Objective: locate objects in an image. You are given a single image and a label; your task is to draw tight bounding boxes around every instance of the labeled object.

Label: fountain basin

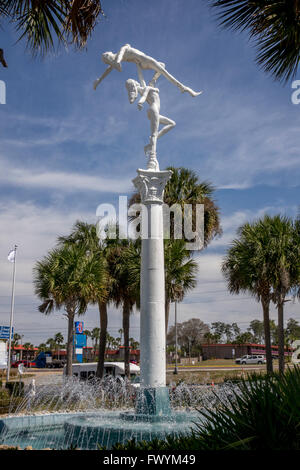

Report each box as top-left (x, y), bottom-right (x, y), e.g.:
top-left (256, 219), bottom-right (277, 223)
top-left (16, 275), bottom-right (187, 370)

top-left (0, 409), bottom-right (199, 450)
top-left (64, 409), bottom-right (198, 449)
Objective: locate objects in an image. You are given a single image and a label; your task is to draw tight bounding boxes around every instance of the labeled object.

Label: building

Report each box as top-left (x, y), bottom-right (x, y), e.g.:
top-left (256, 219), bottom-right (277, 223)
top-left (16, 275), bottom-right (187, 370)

top-left (201, 343), bottom-right (292, 360)
top-left (83, 346), bottom-right (140, 363)
top-left (11, 345), bottom-right (38, 361)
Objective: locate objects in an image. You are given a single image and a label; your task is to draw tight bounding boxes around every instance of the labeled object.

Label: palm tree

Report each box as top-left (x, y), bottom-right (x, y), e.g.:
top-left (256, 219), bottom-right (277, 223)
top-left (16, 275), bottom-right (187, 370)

top-left (108, 239), bottom-right (140, 378)
top-left (58, 221), bottom-right (112, 379)
top-left (54, 332), bottom-right (64, 360)
top-left (83, 329), bottom-right (92, 347)
top-left (0, 0), bottom-right (105, 66)
top-left (118, 328), bottom-right (124, 345)
top-left (164, 239), bottom-right (198, 334)
top-left (23, 342), bottom-right (33, 361)
top-left (46, 337), bottom-right (57, 352)
top-left (12, 333), bottom-right (21, 348)
top-left (38, 343), bottom-right (48, 353)
top-left (261, 215), bottom-right (298, 373)
top-left (33, 243), bottom-right (106, 376)
top-left (210, 0), bottom-right (300, 82)
top-left (129, 338), bottom-right (140, 350)
top-left (129, 167), bottom-right (222, 249)
top-left (91, 327), bottom-right (100, 357)
top-left (129, 166), bottom-right (221, 334)
top-left (222, 219), bottom-right (275, 372)
top-left (164, 167), bottom-right (222, 248)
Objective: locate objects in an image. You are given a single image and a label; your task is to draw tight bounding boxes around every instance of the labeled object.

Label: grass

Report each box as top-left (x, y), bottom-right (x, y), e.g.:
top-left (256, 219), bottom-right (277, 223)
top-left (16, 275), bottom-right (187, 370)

top-left (166, 368), bottom-right (267, 385)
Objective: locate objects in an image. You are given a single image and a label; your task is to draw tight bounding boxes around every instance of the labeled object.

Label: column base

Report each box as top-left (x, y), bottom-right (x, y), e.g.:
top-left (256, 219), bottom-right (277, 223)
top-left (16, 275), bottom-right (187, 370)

top-left (135, 387), bottom-right (171, 417)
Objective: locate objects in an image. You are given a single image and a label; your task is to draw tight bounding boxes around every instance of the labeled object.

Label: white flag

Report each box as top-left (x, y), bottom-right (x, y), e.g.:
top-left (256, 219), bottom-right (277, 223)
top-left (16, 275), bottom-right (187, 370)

top-left (7, 249), bottom-right (16, 263)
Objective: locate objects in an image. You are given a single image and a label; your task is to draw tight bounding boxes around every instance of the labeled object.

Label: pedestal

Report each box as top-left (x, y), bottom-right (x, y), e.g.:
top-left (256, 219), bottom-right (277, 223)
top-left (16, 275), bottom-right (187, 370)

top-left (133, 168), bottom-right (172, 416)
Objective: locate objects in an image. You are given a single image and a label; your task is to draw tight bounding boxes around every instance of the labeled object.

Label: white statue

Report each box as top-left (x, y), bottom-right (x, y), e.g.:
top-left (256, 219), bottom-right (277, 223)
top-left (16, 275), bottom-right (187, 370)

top-left (93, 44), bottom-right (202, 97)
top-left (94, 45), bottom-right (202, 170)
top-left (125, 77), bottom-right (175, 171)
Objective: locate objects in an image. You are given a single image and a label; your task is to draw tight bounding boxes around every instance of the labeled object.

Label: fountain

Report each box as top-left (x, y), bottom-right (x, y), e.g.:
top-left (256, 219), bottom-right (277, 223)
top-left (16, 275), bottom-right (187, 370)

top-left (0, 45), bottom-right (207, 449)
top-left (0, 377), bottom-right (238, 449)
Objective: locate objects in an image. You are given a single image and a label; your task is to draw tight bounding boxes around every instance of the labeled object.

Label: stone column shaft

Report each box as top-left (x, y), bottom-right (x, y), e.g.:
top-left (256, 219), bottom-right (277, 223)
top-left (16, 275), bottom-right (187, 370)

top-left (133, 169), bottom-right (172, 389)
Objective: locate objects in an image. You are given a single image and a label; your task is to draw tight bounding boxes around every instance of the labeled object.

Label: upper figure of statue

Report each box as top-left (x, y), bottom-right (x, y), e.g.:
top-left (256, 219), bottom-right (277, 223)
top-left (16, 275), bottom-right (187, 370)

top-left (93, 44), bottom-right (202, 98)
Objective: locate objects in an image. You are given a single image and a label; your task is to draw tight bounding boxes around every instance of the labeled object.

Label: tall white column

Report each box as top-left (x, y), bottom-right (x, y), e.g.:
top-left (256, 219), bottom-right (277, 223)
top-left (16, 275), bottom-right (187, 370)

top-left (133, 169), bottom-right (172, 389)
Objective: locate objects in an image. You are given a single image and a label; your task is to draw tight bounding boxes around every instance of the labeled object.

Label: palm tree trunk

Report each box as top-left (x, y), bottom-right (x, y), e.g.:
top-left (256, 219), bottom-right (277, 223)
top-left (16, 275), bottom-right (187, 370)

top-left (165, 298), bottom-right (170, 336)
top-left (261, 297), bottom-right (273, 373)
top-left (66, 311), bottom-right (75, 376)
top-left (123, 299), bottom-right (131, 379)
top-left (96, 301), bottom-right (107, 379)
top-left (278, 299), bottom-right (285, 374)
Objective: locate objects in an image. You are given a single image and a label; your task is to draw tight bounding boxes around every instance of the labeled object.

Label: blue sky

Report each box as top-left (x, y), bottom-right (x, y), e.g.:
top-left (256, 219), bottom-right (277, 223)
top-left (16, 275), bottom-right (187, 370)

top-left (0, 0), bottom-right (299, 345)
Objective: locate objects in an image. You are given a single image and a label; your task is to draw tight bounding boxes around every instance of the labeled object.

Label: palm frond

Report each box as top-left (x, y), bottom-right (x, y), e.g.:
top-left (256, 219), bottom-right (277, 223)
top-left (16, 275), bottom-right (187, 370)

top-left (64, 0), bottom-right (104, 49)
top-left (2, 0), bottom-right (105, 56)
top-left (211, 0), bottom-right (300, 82)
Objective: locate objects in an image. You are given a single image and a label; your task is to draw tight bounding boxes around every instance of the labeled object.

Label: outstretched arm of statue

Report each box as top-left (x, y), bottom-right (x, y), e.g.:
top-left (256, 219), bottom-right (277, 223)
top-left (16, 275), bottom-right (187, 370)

top-left (115, 44), bottom-right (131, 70)
top-left (137, 64), bottom-right (146, 87)
top-left (93, 66), bottom-right (113, 90)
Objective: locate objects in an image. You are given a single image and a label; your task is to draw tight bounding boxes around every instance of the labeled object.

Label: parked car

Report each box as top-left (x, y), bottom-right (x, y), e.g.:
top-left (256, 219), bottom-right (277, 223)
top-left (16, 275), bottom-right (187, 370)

top-left (11, 360), bottom-right (35, 368)
top-left (235, 355), bottom-right (266, 365)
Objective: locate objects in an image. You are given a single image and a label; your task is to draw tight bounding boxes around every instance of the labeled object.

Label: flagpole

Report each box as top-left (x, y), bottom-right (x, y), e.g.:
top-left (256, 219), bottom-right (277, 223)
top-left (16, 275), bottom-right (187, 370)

top-left (6, 245), bottom-right (17, 382)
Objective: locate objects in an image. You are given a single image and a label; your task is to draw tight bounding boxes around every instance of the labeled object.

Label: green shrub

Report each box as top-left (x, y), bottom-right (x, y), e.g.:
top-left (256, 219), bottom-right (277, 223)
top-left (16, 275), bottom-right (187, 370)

top-left (0, 388), bottom-right (10, 401)
top-left (101, 367), bottom-right (300, 451)
top-left (5, 381), bottom-right (24, 397)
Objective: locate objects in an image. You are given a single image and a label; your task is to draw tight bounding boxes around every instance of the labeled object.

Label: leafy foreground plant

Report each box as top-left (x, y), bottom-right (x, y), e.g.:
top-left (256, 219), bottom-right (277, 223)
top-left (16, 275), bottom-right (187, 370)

top-left (99, 367), bottom-right (300, 450)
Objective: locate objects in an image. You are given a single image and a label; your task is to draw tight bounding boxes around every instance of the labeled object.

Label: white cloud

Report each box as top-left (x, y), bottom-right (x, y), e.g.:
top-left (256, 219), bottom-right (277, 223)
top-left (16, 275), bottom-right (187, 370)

top-left (175, 252), bottom-right (300, 329)
top-left (0, 156), bottom-right (132, 193)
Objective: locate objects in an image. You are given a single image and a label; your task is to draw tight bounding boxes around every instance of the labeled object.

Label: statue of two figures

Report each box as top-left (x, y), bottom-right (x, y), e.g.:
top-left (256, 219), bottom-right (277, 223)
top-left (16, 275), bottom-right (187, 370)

top-left (94, 44), bottom-right (202, 171)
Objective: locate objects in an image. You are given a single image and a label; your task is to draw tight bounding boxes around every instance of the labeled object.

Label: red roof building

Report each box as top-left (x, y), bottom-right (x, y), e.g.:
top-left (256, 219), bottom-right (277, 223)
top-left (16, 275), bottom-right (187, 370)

top-left (201, 343), bottom-right (292, 360)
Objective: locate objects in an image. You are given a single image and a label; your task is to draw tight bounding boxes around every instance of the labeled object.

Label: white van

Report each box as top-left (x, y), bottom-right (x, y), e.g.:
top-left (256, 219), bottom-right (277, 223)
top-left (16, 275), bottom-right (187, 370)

top-left (63, 361), bottom-right (140, 387)
top-left (235, 355), bottom-right (266, 365)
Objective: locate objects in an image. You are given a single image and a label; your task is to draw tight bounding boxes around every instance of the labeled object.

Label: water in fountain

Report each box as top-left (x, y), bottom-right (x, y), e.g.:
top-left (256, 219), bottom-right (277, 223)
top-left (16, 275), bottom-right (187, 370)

top-left (0, 377), bottom-right (239, 449)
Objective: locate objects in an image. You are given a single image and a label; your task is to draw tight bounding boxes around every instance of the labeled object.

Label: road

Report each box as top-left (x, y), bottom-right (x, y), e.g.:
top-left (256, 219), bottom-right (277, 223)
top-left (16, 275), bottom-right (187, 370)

top-left (16, 363), bottom-right (271, 386)
top-left (166, 364), bottom-right (271, 372)
top-left (19, 368), bottom-right (63, 386)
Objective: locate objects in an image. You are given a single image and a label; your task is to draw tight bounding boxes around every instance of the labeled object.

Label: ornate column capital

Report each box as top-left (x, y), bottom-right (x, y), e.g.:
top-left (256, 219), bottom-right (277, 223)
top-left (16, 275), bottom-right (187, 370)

top-left (133, 169), bottom-right (172, 204)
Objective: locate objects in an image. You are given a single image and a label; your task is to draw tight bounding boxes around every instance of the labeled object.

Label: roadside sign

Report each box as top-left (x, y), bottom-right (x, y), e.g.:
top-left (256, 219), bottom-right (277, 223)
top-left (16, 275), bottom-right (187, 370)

top-left (75, 334), bottom-right (86, 363)
top-left (0, 341), bottom-right (7, 369)
top-left (0, 326), bottom-right (14, 340)
top-left (75, 322), bottom-right (84, 334)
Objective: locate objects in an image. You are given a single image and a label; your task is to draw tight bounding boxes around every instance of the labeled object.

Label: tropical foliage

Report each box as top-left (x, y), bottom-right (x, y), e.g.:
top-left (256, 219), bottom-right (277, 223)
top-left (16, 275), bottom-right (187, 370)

top-left (33, 242), bottom-right (106, 375)
top-left (0, 0), bottom-right (105, 65)
top-left (211, 0), bottom-right (300, 82)
top-left (129, 166), bottom-right (221, 333)
top-left (222, 214), bottom-right (300, 373)
top-left (107, 238), bottom-right (140, 377)
top-left (104, 367), bottom-right (300, 450)
top-left (164, 240), bottom-right (198, 334)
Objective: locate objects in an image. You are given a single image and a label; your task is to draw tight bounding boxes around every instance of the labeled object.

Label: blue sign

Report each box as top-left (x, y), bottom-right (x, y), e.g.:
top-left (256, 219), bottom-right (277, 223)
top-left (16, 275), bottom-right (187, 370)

top-left (76, 334), bottom-right (87, 348)
top-left (0, 326), bottom-right (14, 340)
top-left (75, 321), bottom-right (84, 334)
top-left (74, 333), bottom-right (86, 363)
